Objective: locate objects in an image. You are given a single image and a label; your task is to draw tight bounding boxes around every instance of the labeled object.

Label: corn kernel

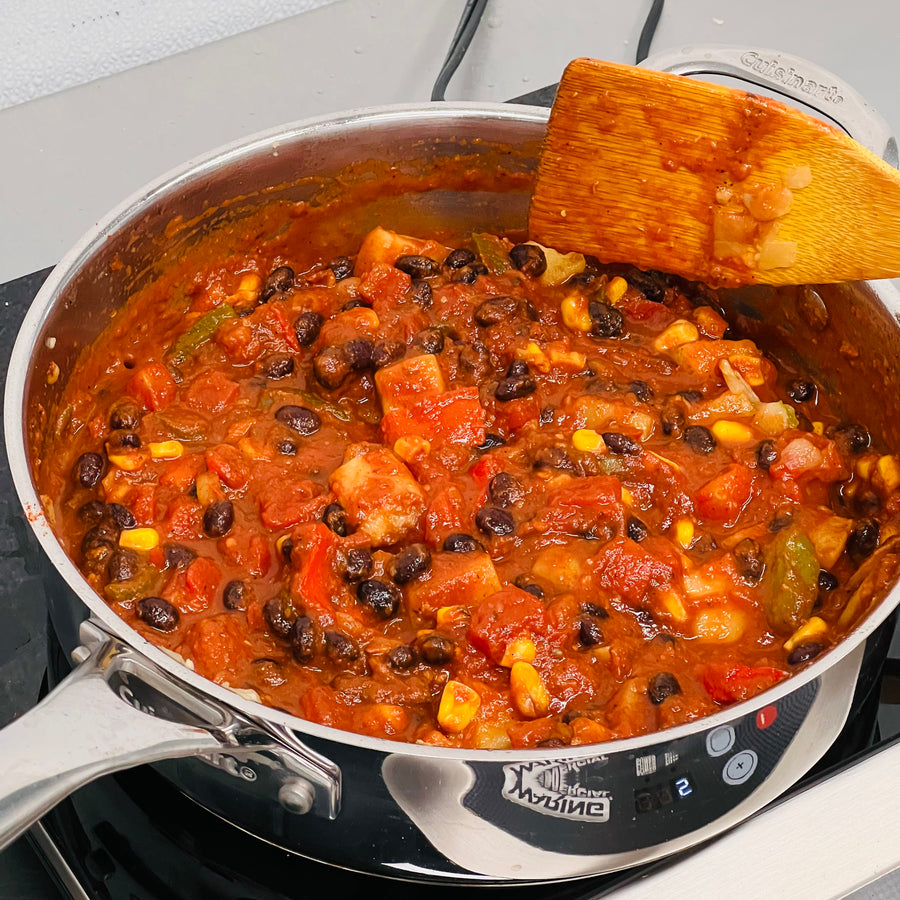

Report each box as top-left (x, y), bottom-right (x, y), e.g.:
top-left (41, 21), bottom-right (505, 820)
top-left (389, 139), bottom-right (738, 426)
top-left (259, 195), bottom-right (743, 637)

top-left (675, 518), bottom-right (695, 548)
top-left (437, 680), bottom-right (481, 734)
top-left (148, 440), bottom-right (184, 460)
top-left (620, 486), bottom-right (633, 507)
top-left (654, 320), bottom-right (699, 354)
top-left (393, 435), bottom-right (431, 463)
top-left (604, 276), bottom-right (628, 304)
top-left (500, 636), bottom-right (536, 668)
top-left (692, 305), bottom-right (728, 338)
top-left (572, 428), bottom-right (604, 452)
top-left (515, 341), bottom-right (550, 373)
top-left (876, 454), bottom-right (900, 492)
top-left (710, 420), bottom-right (755, 445)
top-left (108, 451), bottom-right (147, 472)
top-left (856, 455), bottom-right (876, 479)
top-left (119, 527), bottom-right (160, 551)
top-left (510, 661), bottom-right (551, 718)
top-left (561, 294), bottom-right (592, 332)
top-left (435, 605), bottom-right (469, 627)
top-left (195, 470), bottom-right (224, 507)
top-left (231, 273), bottom-right (262, 305)
top-left (783, 616), bottom-right (829, 653)
top-left (812, 421), bottom-right (825, 436)
top-left (275, 534), bottom-right (291, 556)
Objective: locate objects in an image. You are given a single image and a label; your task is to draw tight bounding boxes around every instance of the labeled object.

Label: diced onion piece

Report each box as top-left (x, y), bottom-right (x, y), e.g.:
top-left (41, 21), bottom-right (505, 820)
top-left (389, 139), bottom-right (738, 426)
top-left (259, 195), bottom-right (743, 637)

top-left (742, 183), bottom-right (793, 221)
top-left (783, 165), bottom-right (812, 189)
top-left (758, 236), bottom-right (798, 270)
top-left (536, 244), bottom-right (586, 286)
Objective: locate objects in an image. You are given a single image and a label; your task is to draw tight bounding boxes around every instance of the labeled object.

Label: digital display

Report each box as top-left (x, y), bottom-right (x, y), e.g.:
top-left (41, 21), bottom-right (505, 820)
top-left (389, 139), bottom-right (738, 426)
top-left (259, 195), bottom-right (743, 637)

top-left (634, 774), bottom-right (695, 814)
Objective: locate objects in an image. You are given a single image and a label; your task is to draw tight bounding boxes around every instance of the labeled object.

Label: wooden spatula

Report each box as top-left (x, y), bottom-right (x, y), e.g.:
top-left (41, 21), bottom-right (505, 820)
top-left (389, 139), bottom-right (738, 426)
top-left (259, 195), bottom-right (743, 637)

top-left (529, 58), bottom-right (900, 287)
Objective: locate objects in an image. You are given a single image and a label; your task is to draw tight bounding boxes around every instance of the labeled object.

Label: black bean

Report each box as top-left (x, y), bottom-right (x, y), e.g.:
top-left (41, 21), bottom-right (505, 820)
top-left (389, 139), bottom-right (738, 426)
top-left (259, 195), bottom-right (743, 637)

top-left (627, 269), bottom-right (668, 304)
top-left (293, 311), bottom-right (324, 347)
top-left (474, 295), bottom-right (521, 327)
top-left (263, 597), bottom-right (295, 640)
top-left (495, 360), bottom-right (536, 402)
top-left (627, 516), bottom-right (649, 542)
top-left (203, 500), bottom-right (234, 538)
top-left (109, 402), bottom-right (142, 431)
top-left (788, 642), bottom-right (825, 666)
top-left (280, 538), bottom-right (293, 564)
top-left (451, 264), bottom-right (488, 284)
top-left (788, 641), bottom-right (825, 666)
top-left (439, 247), bottom-right (472, 269)
top-left (107, 548), bottom-right (140, 583)
top-left (854, 489), bottom-right (882, 517)
top-left (476, 506), bottom-right (515, 536)
top-left (275, 405), bottom-right (322, 435)
top-left (660, 401), bottom-right (685, 437)
top-left (136, 596), bottom-right (180, 632)
top-left (509, 243), bottom-right (546, 277)
top-left (533, 446), bottom-right (576, 472)
top-left (81, 523), bottom-right (119, 568)
top-left (411, 328), bottom-right (444, 355)
top-left (476, 432), bottom-right (506, 451)
top-left (832, 424), bottom-right (870, 455)
top-left (539, 407), bottom-right (554, 425)
top-left (390, 544), bottom-right (432, 584)
top-left (648, 672), bottom-right (682, 705)
top-left (313, 345), bottom-right (351, 389)
top-left (78, 500), bottom-right (107, 525)
top-left (329, 256), bottom-right (354, 281)
top-left (324, 630), bottom-right (359, 663)
top-left (74, 452), bottom-right (104, 488)
top-left (588, 301), bottom-right (624, 338)
top-left (395, 255), bottom-right (440, 278)
top-left (261, 353), bottom-right (295, 379)
top-left (579, 617), bottom-right (604, 646)
top-left (290, 616), bottom-right (316, 663)
top-left (603, 432), bottom-right (640, 455)
top-left (342, 300), bottom-right (368, 313)
top-left (488, 472), bottom-right (524, 508)
top-left (322, 503), bottom-right (349, 537)
top-left (683, 425), bottom-right (716, 454)
top-left (409, 279), bottom-right (433, 309)
top-left (223, 579), bottom-right (247, 610)
top-left (458, 341), bottom-right (488, 380)
top-left (356, 579), bottom-right (401, 619)
top-left (847, 519), bottom-right (879, 564)
top-left (107, 503), bottom-right (136, 530)
top-left (818, 570), bottom-right (838, 592)
top-left (416, 633), bottom-right (454, 665)
top-left (277, 437), bottom-right (298, 456)
top-left (372, 340), bottom-right (405, 369)
top-left (769, 514), bottom-right (793, 533)
top-left (733, 538), bottom-right (764, 582)
top-left (757, 439), bottom-right (777, 470)
top-left (629, 380), bottom-right (653, 403)
top-left (507, 360), bottom-right (529, 378)
top-left (679, 390), bottom-right (703, 404)
top-left (262, 266), bottom-right (294, 300)
top-left (581, 602), bottom-right (609, 619)
top-left (344, 338), bottom-right (374, 371)
top-left (514, 576), bottom-right (544, 598)
top-left (443, 533), bottom-right (481, 553)
top-left (339, 547), bottom-right (373, 583)
top-left (108, 430), bottom-right (141, 451)
top-left (387, 644), bottom-right (419, 670)
top-left (788, 380), bottom-right (816, 402)
top-left (164, 543), bottom-right (195, 569)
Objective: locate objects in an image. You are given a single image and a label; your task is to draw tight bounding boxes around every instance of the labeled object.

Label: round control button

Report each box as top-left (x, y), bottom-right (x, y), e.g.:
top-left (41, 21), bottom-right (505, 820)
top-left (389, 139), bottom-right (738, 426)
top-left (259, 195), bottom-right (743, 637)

top-left (723, 750), bottom-right (758, 785)
top-left (706, 725), bottom-right (736, 757)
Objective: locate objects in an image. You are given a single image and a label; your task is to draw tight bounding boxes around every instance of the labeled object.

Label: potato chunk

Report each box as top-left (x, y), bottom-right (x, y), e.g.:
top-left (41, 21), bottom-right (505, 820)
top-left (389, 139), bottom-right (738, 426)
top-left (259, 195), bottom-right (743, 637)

top-left (329, 445), bottom-right (425, 546)
top-left (375, 354), bottom-right (446, 414)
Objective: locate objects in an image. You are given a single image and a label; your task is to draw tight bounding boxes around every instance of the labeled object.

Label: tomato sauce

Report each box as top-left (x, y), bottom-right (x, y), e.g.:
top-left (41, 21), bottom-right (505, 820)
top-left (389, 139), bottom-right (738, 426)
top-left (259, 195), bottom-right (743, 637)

top-left (41, 214), bottom-right (900, 750)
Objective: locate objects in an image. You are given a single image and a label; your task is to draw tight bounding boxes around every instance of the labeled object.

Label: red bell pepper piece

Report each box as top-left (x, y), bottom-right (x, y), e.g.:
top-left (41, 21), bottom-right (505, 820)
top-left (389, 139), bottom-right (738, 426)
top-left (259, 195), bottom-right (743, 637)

top-left (703, 663), bottom-right (787, 704)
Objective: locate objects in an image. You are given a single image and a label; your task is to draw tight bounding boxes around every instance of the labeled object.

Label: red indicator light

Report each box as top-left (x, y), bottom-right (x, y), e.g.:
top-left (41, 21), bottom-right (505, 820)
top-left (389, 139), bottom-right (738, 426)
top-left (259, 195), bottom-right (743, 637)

top-left (756, 705), bottom-right (778, 729)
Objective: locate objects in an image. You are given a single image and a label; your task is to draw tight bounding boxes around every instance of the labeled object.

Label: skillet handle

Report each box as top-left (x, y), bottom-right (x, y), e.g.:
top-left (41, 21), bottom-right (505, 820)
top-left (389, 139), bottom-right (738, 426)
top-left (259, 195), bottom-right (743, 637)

top-left (641, 45), bottom-right (898, 164)
top-left (0, 637), bottom-right (221, 852)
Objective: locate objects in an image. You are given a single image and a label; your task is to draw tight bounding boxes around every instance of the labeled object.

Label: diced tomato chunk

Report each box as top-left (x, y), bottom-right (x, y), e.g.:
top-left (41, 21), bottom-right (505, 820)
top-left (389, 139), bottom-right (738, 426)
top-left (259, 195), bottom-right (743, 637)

top-left (494, 395), bottom-right (540, 434)
top-left (422, 486), bottom-right (466, 546)
top-left (592, 536), bottom-right (678, 605)
top-left (468, 586), bottom-right (548, 665)
top-left (695, 463), bottom-right (754, 522)
top-left (185, 557), bottom-right (222, 608)
top-left (702, 663), bottom-right (787, 704)
top-left (289, 523), bottom-right (339, 619)
top-left (258, 478), bottom-right (322, 530)
top-left (182, 615), bottom-right (249, 681)
top-left (129, 483), bottom-right (158, 527)
top-left (128, 362), bottom-right (176, 411)
top-left (358, 263), bottom-right (411, 310)
top-left (205, 444), bottom-right (250, 490)
top-left (185, 370), bottom-right (240, 414)
top-left (160, 454), bottom-right (205, 491)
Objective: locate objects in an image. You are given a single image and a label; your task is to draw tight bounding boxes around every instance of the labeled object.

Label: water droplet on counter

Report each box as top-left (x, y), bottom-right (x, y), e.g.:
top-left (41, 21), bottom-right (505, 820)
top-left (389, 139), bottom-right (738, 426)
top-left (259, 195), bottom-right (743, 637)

top-left (487, 14), bottom-right (502, 28)
top-left (353, 46), bottom-right (363, 55)
top-left (521, 76), bottom-right (530, 83)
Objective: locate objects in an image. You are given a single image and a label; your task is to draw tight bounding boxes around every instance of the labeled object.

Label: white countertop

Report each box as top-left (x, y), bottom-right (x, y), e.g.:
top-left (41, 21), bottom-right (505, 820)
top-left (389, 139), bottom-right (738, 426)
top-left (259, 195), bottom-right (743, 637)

top-left (1, 0), bottom-right (898, 284)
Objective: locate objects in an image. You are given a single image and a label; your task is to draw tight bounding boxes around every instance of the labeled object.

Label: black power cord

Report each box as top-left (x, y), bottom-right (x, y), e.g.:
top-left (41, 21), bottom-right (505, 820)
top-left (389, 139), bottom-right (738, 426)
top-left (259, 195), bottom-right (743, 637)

top-left (431, 0), bottom-right (666, 106)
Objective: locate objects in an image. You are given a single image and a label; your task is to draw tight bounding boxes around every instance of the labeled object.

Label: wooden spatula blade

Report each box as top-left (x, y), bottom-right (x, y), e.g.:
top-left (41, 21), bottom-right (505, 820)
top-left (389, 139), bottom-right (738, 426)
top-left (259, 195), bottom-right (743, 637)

top-left (529, 58), bottom-right (900, 287)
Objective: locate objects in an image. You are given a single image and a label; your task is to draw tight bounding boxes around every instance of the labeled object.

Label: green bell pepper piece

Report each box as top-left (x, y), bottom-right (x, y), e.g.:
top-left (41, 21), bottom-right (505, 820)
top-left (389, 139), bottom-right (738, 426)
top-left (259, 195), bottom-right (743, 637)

top-left (761, 525), bottom-right (819, 634)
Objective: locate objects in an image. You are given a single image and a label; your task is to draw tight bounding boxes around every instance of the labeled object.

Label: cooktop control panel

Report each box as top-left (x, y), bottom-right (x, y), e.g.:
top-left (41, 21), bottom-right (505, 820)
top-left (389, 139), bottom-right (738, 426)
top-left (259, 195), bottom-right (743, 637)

top-left (464, 678), bottom-right (819, 853)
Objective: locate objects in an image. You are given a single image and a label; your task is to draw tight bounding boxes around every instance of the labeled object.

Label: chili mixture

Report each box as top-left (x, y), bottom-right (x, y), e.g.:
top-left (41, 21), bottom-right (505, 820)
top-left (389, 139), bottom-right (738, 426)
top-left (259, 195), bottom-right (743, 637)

top-left (43, 221), bottom-right (900, 749)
